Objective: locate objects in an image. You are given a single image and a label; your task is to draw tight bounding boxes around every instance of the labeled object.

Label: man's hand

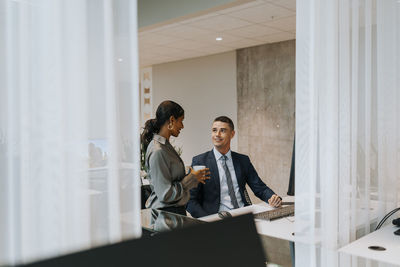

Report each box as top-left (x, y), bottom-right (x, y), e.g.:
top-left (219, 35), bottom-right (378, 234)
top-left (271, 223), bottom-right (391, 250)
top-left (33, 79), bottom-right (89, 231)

top-left (268, 194), bottom-right (282, 207)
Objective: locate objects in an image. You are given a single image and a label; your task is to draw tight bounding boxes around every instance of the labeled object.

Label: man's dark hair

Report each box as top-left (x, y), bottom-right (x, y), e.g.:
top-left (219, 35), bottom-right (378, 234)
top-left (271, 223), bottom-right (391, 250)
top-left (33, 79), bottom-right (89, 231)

top-left (213, 116), bottom-right (234, 131)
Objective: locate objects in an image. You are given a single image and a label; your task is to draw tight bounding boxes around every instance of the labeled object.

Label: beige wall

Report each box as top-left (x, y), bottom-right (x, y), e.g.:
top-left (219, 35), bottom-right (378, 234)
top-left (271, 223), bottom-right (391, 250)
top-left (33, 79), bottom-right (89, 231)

top-left (152, 51), bottom-right (237, 166)
top-left (237, 40), bottom-right (296, 199)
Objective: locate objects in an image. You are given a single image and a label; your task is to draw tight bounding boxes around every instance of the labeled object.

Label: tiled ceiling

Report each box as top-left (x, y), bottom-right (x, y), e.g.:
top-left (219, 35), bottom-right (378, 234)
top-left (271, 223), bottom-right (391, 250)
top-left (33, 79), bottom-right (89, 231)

top-left (139, 0), bottom-right (296, 67)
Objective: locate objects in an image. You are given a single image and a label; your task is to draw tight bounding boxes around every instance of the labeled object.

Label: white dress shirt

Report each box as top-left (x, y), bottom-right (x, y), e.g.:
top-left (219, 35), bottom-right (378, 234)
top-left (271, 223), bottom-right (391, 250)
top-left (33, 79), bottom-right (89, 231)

top-left (213, 148), bottom-right (245, 211)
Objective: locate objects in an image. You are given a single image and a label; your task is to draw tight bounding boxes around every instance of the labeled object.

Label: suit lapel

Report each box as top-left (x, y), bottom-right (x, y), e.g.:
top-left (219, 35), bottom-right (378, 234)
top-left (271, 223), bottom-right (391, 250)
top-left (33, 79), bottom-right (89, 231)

top-left (207, 150), bottom-right (220, 192)
top-left (232, 152), bottom-right (243, 186)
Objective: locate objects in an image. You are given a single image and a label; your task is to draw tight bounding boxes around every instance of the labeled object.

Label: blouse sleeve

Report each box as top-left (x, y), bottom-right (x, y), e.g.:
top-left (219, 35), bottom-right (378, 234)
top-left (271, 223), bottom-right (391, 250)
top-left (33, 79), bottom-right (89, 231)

top-left (148, 148), bottom-right (187, 205)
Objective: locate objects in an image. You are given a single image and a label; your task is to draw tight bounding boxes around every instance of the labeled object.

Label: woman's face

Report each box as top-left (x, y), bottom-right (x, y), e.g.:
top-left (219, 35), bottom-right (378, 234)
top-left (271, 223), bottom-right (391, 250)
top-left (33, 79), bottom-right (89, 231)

top-left (171, 115), bottom-right (184, 137)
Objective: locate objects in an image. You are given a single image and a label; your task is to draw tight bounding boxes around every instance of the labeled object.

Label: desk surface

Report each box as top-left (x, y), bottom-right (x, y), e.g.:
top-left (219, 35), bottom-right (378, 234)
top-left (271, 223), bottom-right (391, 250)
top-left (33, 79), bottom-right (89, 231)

top-left (339, 224), bottom-right (400, 265)
top-left (199, 197), bottom-right (295, 242)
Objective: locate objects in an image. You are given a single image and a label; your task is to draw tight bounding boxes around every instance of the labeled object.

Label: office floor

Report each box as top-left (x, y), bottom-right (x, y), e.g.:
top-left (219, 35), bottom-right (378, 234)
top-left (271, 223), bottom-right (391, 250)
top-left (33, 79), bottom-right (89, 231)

top-left (260, 235), bottom-right (292, 267)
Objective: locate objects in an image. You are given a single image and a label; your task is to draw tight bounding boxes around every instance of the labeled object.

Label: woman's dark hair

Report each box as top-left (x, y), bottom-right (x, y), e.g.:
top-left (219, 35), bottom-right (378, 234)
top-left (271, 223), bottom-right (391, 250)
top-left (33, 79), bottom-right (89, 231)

top-left (141, 100), bottom-right (184, 150)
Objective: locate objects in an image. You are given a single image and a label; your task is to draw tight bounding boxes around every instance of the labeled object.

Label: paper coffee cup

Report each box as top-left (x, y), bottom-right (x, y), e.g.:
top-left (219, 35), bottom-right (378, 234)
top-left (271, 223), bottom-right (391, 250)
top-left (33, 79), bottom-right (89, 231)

top-left (193, 165), bottom-right (206, 171)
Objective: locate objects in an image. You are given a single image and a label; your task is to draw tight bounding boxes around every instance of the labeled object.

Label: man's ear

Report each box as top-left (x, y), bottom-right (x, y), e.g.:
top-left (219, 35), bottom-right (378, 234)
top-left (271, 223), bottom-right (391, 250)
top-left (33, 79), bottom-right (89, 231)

top-left (231, 130), bottom-right (235, 139)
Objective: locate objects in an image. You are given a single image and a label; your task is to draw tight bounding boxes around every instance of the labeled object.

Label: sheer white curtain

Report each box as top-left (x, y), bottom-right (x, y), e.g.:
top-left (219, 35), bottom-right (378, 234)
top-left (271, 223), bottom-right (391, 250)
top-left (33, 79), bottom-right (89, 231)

top-left (296, 0), bottom-right (400, 266)
top-left (0, 0), bottom-right (141, 265)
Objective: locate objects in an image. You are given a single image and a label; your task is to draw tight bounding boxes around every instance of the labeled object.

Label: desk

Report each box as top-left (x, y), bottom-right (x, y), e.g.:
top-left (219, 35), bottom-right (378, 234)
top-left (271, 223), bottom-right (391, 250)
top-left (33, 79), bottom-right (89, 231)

top-left (199, 200), bottom-right (295, 242)
top-left (135, 203), bottom-right (294, 240)
top-left (339, 224), bottom-right (400, 265)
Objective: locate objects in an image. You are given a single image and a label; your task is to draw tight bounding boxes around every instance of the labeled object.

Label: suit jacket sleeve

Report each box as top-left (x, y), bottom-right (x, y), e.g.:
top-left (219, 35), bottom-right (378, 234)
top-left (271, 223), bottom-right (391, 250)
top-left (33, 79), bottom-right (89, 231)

top-left (186, 157), bottom-right (208, 218)
top-left (245, 156), bottom-right (276, 203)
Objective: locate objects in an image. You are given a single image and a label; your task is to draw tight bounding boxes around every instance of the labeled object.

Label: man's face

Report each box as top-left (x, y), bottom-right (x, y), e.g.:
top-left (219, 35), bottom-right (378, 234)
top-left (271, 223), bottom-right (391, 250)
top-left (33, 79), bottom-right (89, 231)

top-left (211, 121), bottom-right (235, 151)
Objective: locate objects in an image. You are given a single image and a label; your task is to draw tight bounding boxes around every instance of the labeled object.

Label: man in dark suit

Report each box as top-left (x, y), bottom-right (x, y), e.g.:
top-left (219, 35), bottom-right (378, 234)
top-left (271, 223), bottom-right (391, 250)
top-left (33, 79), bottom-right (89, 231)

top-left (187, 116), bottom-right (282, 218)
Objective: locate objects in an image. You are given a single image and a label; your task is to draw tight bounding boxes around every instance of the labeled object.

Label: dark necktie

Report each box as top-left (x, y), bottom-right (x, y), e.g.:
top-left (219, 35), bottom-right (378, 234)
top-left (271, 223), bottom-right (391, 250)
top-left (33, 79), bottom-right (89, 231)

top-left (221, 155), bottom-right (239, 209)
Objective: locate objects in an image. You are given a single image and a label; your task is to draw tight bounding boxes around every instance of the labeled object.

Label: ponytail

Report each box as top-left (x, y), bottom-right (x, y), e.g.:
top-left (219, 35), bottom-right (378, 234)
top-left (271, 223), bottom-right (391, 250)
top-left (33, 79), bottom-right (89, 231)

top-left (141, 118), bottom-right (159, 151)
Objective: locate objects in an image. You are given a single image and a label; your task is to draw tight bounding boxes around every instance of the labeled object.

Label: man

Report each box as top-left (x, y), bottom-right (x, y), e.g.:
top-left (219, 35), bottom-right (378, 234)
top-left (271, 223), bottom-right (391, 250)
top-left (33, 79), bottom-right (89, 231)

top-left (187, 116), bottom-right (282, 218)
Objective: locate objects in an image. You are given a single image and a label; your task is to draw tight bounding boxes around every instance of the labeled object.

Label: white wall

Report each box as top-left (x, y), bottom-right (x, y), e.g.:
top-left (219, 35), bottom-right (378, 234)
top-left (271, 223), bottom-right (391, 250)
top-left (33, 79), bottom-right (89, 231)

top-left (152, 51), bottom-right (237, 165)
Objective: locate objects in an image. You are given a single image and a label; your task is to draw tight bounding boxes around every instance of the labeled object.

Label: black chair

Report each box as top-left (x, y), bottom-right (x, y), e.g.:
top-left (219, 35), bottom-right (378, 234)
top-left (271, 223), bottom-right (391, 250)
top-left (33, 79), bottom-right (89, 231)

top-left (141, 184), bottom-right (152, 209)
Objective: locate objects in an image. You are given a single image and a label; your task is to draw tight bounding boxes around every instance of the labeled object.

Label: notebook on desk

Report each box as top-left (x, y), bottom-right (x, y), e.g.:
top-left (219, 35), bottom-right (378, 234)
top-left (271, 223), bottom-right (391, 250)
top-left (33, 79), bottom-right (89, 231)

top-left (254, 205), bottom-right (294, 221)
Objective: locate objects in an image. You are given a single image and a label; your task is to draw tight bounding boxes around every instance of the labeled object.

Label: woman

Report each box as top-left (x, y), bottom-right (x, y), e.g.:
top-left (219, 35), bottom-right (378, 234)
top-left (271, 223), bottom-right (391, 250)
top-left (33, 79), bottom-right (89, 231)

top-left (141, 100), bottom-right (209, 215)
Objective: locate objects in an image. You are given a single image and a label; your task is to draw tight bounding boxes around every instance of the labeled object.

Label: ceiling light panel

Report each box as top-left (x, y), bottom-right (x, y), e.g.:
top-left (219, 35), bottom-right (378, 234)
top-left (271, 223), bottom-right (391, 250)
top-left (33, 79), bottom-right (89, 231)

top-left (188, 32), bottom-right (243, 44)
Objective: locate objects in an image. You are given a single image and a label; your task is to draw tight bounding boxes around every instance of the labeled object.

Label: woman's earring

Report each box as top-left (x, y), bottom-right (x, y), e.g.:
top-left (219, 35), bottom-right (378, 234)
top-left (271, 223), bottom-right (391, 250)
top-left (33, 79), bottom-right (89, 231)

top-left (167, 123), bottom-right (173, 130)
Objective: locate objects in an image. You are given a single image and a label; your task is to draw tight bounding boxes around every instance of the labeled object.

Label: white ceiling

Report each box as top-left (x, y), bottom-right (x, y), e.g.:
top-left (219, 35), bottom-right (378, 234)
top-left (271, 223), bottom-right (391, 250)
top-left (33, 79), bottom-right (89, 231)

top-left (139, 0), bottom-right (296, 67)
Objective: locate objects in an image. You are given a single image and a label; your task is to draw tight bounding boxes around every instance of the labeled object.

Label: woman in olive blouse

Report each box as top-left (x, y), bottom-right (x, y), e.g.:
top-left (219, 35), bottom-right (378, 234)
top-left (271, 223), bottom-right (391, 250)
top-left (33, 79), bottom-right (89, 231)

top-left (141, 100), bottom-right (210, 215)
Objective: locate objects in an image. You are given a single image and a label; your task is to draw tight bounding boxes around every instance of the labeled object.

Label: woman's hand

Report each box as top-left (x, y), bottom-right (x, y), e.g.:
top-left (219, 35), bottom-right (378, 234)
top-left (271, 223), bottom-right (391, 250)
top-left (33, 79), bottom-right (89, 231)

top-left (189, 167), bottom-right (210, 184)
